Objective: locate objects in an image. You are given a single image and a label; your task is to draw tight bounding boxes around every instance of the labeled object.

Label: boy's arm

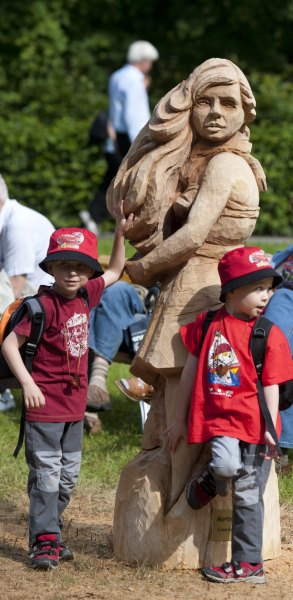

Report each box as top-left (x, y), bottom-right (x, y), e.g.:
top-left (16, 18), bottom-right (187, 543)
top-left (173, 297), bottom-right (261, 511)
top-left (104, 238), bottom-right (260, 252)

top-left (163, 353), bottom-right (198, 452)
top-left (102, 201), bottom-right (134, 288)
top-left (2, 332), bottom-right (46, 409)
top-left (262, 384), bottom-right (279, 459)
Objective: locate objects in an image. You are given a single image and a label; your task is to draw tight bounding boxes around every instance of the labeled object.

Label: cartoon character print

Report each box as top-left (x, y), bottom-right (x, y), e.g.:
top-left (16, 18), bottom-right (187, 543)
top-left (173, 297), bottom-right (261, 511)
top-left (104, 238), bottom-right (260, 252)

top-left (208, 330), bottom-right (240, 386)
top-left (62, 313), bottom-right (88, 357)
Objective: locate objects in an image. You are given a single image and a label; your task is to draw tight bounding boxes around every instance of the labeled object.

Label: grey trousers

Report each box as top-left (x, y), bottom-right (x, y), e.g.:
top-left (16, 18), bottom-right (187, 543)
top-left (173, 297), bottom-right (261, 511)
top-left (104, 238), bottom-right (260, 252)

top-left (209, 436), bottom-right (271, 563)
top-left (25, 420), bottom-right (84, 546)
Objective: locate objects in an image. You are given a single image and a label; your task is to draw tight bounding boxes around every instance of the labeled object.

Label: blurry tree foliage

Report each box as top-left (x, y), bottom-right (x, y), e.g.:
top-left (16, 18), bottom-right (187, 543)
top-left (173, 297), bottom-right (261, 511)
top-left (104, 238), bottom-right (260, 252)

top-left (0, 0), bottom-right (292, 233)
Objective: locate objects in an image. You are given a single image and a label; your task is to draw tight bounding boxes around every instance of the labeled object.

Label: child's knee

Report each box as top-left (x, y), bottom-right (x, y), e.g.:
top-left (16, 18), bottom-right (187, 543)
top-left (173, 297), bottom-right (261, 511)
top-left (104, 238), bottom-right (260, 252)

top-left (210, 455), bottom-right (240, 480)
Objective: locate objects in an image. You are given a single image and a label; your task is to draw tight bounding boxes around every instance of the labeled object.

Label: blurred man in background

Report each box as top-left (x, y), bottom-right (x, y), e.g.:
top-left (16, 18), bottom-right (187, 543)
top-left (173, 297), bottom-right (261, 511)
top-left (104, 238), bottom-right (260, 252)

top-left (109, 40), bottom-right (159, 157)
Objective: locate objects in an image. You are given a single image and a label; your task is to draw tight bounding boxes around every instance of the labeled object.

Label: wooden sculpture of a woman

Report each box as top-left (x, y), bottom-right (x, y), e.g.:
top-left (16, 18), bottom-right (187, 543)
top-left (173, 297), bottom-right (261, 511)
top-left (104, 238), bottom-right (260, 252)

top-left (106, 58), bottom-right (280, 568)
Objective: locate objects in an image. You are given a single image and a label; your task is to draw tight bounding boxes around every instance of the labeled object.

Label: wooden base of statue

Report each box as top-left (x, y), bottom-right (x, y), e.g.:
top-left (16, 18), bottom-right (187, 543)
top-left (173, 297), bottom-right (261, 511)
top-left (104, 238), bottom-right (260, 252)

top-left (113, 376), bottom-right (281, 569)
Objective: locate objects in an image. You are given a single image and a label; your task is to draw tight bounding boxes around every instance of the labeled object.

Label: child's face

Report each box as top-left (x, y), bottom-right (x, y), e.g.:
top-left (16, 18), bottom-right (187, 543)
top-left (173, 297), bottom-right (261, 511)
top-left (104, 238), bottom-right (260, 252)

top-left (47, 260), bottom-right (94, 298)
top-left (227, 277), bottom-right (274, 320)
top-left (191, 83), bottom-right (245, 143)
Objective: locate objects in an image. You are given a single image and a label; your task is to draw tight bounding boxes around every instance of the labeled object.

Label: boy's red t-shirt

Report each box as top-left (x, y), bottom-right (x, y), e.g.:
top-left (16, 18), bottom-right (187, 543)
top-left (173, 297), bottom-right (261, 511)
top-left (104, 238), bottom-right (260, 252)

top-left (13, 277), bottom-right (105, 422)
top-left (180, 307), bottom-right (293, 445)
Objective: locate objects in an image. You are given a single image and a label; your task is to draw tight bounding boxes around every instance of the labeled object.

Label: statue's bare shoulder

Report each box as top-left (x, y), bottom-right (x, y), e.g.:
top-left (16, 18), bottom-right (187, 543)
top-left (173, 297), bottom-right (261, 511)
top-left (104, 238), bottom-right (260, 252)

top-left (207, 151), bottom-right (255, 176)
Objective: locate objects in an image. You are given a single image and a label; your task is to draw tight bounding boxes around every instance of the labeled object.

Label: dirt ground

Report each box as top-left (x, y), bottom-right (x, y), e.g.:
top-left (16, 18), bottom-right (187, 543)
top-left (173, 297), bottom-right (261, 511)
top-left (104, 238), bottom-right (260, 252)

top-left (0, 488), bottom-right (293, 600)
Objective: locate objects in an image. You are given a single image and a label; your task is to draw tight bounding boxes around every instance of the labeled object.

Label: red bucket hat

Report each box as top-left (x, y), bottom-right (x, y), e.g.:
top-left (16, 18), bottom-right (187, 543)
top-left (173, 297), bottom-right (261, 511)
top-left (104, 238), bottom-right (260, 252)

top-left (39, 228), bottom-right (103, 278)
top-left (218, 246), bottom-right (282, 302)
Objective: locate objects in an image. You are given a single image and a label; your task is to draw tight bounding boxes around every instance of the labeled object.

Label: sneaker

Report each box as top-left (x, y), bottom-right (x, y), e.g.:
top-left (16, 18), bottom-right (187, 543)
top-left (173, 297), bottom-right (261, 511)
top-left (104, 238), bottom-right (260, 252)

top-left (202, 560), bottom-right (266, 584)
top-left (86, 385), bottom-right (112, 412)
top-left (0, 389), bottom-right (16, 412)
top-left (186, 465), bottom-right (217, 510)
top-left (84, 411), bottom-right (103, 434)
top-left (59, 541), bottom-right (74, 561)
top-left (79, 210), bottom-right (99, 237)
top-left (30, 533), bottom-right (60, 570)
top-left (115, 377), bottom-right (154, 402)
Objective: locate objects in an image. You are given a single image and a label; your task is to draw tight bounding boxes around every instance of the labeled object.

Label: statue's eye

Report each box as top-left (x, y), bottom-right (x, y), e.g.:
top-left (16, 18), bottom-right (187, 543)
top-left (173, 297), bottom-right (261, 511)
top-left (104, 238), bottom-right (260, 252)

top-left (196, 98), bottom-right (210, 106)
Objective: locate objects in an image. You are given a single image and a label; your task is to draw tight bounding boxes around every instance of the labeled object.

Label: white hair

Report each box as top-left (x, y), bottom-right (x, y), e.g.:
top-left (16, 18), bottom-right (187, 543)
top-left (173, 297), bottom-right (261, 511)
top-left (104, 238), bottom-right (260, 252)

top-left (0, 175), bottom-right (9, 205)
top-left (127, 40), bottom-right (159, 63)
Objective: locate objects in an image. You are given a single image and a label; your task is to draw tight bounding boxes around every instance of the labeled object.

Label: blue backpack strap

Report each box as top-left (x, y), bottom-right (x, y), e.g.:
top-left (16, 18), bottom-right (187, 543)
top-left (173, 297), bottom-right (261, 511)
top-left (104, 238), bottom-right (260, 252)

top-left (22, 297), bottom-right (46, 374)
top-left (250, 316), bottom-right (282, 456)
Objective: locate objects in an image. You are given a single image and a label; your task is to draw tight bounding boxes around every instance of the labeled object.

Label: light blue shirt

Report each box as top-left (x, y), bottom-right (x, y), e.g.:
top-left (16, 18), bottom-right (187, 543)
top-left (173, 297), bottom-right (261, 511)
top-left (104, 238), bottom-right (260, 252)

top-left (109, 64), bottom-right (150, 143)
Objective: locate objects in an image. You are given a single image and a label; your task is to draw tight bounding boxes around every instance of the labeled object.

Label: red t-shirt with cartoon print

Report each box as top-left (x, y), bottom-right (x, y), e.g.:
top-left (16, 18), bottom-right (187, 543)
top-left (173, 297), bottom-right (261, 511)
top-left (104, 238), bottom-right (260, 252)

top-left (13, 277), bottom-right (105, 422)
top-left (180, 306), bottom-right (293, 445)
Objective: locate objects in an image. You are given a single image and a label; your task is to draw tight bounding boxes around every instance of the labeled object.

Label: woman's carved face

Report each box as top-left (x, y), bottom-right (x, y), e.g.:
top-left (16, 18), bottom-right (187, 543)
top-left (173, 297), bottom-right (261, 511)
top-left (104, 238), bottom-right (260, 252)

top-left (191, 83), bottom-right (245, 143)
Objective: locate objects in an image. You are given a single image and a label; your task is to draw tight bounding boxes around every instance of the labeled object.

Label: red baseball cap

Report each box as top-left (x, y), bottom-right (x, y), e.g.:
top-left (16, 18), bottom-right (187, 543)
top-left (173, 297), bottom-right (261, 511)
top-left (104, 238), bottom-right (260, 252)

top-left (39, 228), bottom-right (103, 278)
top-left (218, 246), bottom-right (282, 302)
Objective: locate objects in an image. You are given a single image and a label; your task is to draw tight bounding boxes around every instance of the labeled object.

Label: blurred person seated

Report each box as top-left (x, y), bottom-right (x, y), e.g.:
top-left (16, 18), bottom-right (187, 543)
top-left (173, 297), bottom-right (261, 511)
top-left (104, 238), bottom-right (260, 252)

top-left (84, 280), bottom-right (156, 432)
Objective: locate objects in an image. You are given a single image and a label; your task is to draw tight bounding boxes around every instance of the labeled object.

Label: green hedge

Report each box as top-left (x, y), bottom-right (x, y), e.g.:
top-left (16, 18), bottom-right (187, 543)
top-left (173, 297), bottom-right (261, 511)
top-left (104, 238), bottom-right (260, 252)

top-left (0, 114), bottom-right (107, 227)
top-left (0, 1), bottom-right (292, 234)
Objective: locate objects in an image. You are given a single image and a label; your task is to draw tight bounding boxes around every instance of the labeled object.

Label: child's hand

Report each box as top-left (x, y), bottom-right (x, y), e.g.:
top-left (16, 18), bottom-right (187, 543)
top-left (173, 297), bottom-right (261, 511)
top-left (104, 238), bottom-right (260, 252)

top-left (22, 381), bottom-right (46, 410)
top-left (260, 431), bottom-right (280, 460)
top-left (161, 419), bottom-right (187, 452)
top-left (115, 199), bottom-right (134, 235)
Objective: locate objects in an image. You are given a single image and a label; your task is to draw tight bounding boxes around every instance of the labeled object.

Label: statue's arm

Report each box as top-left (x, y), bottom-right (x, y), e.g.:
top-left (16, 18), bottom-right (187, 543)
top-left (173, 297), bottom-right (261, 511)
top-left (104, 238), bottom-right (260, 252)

top-left (126, 155), bottom-right (234, 284)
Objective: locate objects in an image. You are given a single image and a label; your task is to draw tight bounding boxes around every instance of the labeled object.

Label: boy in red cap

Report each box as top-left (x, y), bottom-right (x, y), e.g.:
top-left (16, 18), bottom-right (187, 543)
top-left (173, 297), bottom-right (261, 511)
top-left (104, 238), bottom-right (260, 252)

top-left (2, 203), bottom-right (133, 570)
top-left (165, 246), bottom-right (293, 584)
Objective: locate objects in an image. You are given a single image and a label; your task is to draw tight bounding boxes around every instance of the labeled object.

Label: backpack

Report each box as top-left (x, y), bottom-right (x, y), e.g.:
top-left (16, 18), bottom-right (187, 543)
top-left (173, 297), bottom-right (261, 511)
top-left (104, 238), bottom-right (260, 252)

top-left (88, 111), bottom-right (108, 146)
top-left (0, 296), bottom-right (46, 389)
top-left (201, 310), bottom-right (293, 456)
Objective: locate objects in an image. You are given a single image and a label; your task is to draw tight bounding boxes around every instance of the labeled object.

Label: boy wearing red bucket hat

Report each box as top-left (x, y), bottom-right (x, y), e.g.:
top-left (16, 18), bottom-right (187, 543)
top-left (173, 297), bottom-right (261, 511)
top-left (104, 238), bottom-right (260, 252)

top-left (2, 203), bottom-right (133, 570)
top-left (164, 246), bottom-right (293, 584)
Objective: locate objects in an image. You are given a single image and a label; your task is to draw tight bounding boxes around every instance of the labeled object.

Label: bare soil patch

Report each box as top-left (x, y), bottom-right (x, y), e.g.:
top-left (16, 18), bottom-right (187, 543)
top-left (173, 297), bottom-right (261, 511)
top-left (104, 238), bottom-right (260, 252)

top-left (0, 488), bottom-right (292, 600)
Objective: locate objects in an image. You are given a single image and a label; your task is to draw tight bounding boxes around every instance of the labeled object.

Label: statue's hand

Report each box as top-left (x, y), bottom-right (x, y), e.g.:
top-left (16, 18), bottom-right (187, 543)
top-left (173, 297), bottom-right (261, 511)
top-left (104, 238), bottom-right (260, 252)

top-left (125, 258), bottom-right (149, 285)
top-left (161, 419), bottom-right (187, 453)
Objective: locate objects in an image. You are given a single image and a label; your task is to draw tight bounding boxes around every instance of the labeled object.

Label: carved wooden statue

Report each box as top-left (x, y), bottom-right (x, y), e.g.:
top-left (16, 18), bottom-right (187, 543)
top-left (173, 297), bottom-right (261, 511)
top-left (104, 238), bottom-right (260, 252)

top-left (107, 58), bottom-right (281, 568)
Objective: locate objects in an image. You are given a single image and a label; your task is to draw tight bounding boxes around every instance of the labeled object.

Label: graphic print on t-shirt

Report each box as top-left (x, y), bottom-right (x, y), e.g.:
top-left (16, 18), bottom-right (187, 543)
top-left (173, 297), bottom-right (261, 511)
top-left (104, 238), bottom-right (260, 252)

top-left (208, 329), bottom-right (240, 386)
top-left (61, 312), bottom-right (88, 357)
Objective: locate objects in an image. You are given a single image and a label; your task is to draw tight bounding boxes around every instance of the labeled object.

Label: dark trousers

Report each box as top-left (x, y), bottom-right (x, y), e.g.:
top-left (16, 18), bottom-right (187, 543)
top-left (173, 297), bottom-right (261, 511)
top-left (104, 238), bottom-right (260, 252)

top-left (116, 132), bottom-right (131, 158)
top-left (88, 151), bottom-right (122, 222)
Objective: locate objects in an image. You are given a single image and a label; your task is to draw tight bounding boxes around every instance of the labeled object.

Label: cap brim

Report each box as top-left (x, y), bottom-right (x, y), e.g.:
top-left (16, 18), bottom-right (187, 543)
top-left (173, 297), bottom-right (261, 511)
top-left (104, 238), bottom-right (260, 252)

top-left (39, 250), bottom-right (104, 278)
top-left (219, 268), bottom-right (283, 302)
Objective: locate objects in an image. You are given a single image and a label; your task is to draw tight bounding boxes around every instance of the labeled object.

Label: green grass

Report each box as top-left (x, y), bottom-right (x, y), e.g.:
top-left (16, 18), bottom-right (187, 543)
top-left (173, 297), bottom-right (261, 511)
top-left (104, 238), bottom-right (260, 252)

top-left (247, 239), bottom-right (289, 255)
top-left (99, 236), bottom-right (134, 259)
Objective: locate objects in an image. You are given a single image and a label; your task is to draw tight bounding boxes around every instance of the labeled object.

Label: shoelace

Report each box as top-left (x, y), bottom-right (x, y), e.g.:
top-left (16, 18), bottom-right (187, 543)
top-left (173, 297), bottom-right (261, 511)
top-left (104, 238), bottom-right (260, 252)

top-left (30, 540), bottom-right (58, 558)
